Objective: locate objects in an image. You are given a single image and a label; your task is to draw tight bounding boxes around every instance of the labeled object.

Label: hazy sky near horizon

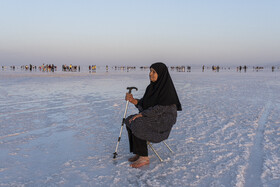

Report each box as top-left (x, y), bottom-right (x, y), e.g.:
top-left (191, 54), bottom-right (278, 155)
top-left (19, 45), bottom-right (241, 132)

top-left (1, 0), bottom-right (280, 66)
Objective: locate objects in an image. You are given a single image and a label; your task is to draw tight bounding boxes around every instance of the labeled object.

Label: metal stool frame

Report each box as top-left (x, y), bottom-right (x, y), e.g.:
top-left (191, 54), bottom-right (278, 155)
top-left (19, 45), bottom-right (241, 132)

top-left (147, 141), bottom-right (174, 162)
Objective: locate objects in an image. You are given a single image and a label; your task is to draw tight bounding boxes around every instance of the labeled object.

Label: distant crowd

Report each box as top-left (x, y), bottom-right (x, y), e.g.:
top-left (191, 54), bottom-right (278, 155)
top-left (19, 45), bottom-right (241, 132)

top-left (62, 64), bottom-right (80, 72)
top-left (1, 64), bottom-right (279, 73)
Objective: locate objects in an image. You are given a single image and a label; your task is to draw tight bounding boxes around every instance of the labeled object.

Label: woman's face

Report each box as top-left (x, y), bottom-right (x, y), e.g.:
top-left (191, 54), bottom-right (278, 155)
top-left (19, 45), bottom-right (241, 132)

top-left (149, 68), bottom-right (158, 82)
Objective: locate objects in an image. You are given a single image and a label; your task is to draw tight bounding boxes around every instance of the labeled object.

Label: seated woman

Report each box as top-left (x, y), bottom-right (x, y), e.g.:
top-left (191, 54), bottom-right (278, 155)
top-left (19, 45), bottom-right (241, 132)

top-left (125, 62), bottom-right (182, 168)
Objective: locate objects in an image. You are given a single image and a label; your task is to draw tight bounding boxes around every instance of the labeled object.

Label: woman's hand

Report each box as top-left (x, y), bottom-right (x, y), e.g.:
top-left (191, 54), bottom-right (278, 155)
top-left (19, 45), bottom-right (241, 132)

top-left (129, 113), bottom-right (143, 123)
top-left (125, 93), bottom-right (138, 105)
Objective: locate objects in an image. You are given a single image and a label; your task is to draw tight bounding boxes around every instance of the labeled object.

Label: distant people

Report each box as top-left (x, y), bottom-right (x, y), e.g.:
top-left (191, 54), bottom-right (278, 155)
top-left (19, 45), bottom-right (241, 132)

top-left (92, 65), bottom-right (96, 72)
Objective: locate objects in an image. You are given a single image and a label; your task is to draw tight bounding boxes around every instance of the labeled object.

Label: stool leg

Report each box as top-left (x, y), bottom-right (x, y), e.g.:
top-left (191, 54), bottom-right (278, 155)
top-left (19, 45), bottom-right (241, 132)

top-left (163, 141), bottom-right (174, 153)
top-left (147, 141), bottom-right (163, 162)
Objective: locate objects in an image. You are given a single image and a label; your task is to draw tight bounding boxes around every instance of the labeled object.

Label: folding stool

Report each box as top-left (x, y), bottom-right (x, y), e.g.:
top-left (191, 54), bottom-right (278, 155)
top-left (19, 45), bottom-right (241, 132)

top-left (147, 141), bottom-right (174, 162)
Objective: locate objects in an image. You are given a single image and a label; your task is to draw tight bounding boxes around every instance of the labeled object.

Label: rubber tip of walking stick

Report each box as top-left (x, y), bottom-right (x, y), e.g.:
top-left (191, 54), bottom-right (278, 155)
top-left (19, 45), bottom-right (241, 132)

top-left (113, 152), bottom-right (117, 159)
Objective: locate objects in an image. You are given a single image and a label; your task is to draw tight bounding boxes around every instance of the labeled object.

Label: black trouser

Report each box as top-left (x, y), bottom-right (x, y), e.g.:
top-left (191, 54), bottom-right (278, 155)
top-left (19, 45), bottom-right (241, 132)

top-left (126, 127), bottom-right (148, 156)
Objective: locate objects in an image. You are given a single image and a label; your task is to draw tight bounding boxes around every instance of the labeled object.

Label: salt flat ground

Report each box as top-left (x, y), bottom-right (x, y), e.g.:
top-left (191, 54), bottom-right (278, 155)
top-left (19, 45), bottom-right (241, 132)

top-left (0, 69), bottom-right (279, 187)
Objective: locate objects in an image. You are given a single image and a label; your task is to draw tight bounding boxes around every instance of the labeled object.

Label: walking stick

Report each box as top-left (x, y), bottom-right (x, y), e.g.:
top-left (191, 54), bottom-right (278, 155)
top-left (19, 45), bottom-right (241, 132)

top-left (113, 87), bottom-right (138, 159)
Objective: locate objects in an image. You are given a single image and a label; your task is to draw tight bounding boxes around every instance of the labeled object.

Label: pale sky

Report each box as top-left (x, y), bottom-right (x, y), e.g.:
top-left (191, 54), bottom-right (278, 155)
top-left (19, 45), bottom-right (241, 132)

top-left (1, 0), bottom-right (280, 66)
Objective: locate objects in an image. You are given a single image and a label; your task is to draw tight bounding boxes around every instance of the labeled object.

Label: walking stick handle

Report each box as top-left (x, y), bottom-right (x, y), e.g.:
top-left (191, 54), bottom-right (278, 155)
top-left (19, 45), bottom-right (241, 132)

top-left (127, 87), bottom-right (138, 94)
